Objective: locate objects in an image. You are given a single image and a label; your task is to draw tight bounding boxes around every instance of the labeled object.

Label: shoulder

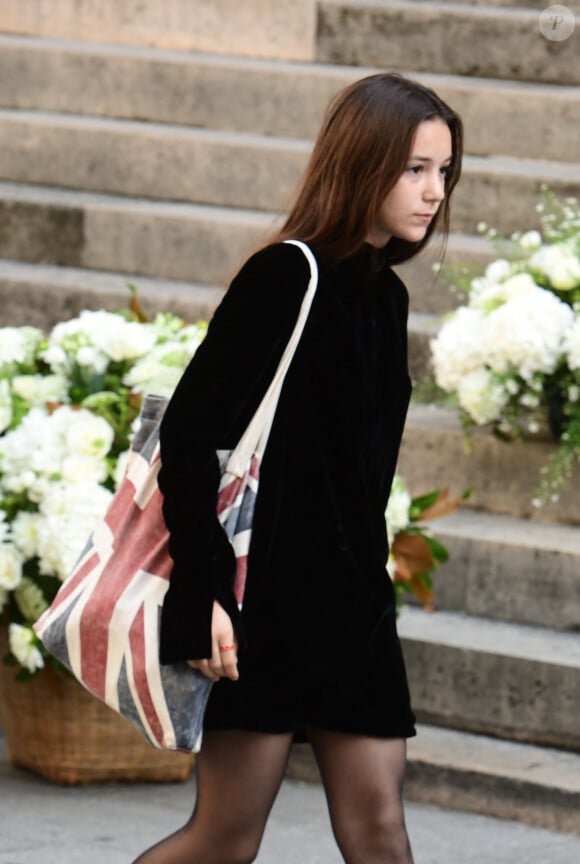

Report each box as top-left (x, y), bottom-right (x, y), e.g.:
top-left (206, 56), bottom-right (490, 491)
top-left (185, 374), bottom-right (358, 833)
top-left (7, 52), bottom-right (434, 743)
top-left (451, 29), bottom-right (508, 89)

top-left (384, 266), bottom-right (409, 303)
top-left (209, 241), bottom-right (314, 333)
top-left (233, 242), bottom-right (313, 290)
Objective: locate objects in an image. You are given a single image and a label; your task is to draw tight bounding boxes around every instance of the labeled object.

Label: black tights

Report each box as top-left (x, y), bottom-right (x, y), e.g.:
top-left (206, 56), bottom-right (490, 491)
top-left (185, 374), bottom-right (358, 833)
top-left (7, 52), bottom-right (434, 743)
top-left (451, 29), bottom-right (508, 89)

top-left (132, 729), bottom-right (414, 864)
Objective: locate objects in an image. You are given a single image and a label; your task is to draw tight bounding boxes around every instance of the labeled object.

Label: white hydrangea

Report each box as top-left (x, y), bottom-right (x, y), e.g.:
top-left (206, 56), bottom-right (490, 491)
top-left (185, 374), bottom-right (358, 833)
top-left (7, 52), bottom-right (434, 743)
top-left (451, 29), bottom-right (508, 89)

top-left (36, 481), bottom-right (113, 580)
top-left (530, 241), bottom-right (580, 290)
top-left (565, 316), bottom-right (580, 371)
top-left (0, 326), bottom-right (43, 368)
top-left (519, 230), bottom-right (542, 251)
top-left (481, 287), bottom-right (574, 380)
top-left (386, 475), bottom-right (412, 539)
top-left (11, 511), bottom-right (41, 559)
top-left (0, 406), bottom-right (114, 498)
top-left (457, 369), bottom-right (508, 425)
top-left (0, 378), bottom-right (12, 433)
top-left (8, 623), bottom-right (44, 673)
top-left (0, 541), bottom-right (24, 590)
top-left (431, 306), bottom-right (484, 391)
top-left (470, 273), bottom-right (538, 313)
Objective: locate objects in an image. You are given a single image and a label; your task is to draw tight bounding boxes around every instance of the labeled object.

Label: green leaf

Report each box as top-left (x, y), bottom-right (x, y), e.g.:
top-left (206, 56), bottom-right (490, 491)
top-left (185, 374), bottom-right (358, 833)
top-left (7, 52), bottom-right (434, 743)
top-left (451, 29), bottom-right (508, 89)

top-left (424, 535), bottom-right (449, 565)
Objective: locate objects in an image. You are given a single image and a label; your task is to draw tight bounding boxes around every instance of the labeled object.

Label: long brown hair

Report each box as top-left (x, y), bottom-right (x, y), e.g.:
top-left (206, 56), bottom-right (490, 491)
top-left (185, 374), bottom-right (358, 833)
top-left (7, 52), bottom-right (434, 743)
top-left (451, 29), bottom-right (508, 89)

top-left (270, 73), bottom-right (463, 265)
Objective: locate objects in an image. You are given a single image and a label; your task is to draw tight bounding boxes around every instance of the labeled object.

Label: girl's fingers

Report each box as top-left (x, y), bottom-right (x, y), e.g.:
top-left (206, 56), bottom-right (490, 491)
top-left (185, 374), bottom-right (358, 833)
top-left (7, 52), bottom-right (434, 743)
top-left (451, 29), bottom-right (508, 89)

top-left (218, 643), bottom-right (239, 681)
top-left (187, 658), bottom-right (219, 682)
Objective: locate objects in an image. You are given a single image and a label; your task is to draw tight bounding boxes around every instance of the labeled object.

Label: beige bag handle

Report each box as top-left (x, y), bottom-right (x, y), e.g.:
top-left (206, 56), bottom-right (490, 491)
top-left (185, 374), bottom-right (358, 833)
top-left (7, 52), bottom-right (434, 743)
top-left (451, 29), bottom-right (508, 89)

top-left (225, 240), bottom-right (318, 476)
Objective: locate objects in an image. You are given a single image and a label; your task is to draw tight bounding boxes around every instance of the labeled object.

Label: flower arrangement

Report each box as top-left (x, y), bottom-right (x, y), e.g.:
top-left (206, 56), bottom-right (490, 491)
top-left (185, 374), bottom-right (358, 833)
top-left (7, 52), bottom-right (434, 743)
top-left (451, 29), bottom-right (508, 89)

top-left (386, 477), bottom-right (465, 611)
top-left (0, 300), bottom-right (206, 677)
top-left (1, 298), bottom-right (461, 676)
top-left (431, 191), bottom-right (580, 504)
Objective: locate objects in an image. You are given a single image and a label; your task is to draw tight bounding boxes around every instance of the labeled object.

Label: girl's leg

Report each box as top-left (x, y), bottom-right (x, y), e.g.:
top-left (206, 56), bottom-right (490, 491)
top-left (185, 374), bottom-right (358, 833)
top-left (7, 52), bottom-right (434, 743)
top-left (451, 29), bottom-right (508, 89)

top-left (133, 729), bottom-right (293, 864)
top-left (308, 729), bottom-right (414, 864)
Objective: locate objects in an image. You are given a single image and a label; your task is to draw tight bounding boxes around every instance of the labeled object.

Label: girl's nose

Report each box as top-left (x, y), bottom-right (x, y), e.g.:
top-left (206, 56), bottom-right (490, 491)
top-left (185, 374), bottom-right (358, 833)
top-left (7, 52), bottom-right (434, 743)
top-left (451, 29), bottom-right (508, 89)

top-left (425, 170), bottom-right (446, 202)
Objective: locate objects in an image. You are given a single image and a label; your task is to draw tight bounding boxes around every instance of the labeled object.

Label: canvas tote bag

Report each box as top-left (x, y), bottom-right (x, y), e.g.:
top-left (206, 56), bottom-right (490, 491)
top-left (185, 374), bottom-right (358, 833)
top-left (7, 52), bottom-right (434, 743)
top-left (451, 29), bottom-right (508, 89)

top-left (34, 240), bottom-right (318, 753)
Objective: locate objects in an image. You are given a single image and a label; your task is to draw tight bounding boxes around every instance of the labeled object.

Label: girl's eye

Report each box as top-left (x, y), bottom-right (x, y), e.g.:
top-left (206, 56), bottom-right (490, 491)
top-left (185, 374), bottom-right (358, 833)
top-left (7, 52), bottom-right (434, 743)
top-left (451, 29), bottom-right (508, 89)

top-left (407, 165), bottom-right (422, 175)
top-left (440, 165), bottom-right (450, 176)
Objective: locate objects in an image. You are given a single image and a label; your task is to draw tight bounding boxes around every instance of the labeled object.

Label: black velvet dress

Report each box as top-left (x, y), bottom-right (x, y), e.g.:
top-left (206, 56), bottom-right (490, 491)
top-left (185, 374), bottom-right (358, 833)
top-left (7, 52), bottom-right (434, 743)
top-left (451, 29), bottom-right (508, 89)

top-left (158, 241), bottom-right (416, 740)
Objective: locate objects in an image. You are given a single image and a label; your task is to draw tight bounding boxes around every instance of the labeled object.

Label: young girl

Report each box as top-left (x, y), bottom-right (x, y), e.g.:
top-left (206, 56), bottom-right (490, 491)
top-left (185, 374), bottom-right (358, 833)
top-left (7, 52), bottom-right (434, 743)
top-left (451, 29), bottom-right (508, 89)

top-left (135, 72), bottom-right (463, 864)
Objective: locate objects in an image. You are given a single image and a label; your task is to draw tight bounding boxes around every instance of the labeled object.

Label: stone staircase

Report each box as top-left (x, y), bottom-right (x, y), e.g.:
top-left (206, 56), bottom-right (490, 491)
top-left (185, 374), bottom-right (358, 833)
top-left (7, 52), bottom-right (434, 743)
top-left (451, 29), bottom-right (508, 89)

top-left (1, 0), bottom-right (580, 835)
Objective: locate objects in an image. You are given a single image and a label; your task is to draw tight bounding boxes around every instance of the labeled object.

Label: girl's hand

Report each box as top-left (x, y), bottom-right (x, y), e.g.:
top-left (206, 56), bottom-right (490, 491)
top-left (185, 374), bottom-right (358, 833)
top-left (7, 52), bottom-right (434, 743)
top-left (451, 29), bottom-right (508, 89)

top-left (187, 600), bottom-right (239, 682)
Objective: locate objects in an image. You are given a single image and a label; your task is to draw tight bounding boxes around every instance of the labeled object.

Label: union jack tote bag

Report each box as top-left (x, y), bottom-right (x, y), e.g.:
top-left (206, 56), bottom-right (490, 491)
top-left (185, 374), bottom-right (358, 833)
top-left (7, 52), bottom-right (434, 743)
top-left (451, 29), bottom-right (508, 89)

top-left (34, 240), bottom-right (318, 753)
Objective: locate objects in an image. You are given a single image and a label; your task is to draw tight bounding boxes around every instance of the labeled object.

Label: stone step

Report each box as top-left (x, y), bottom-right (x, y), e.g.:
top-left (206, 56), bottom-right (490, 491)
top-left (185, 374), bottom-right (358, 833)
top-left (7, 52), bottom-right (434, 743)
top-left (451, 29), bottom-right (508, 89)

top-left (0, 35), bottom-right (578, 162)
top-left (0, 258), bottom-right (223, 329)
top-left (287, 724), bottom-right (580, 835)
top-left (0, 258), bottom-right (437, 387)
top-left (0, 182), bottom-right (492, 303)
top-left (398, 607), bottom-right (580, 750)
top-left (1, 110), bottom-right (579, 235)
top-left (0, 181), bottom-right (275, 284)
top-left (317, 0), bottom-right (580, 85)
top-left (429, 509), bottom-right (580, 632)
top-left (0, 0), bottom-right (317, 62)
top-left (398, 405), bottom-right (580, 525)
top-left (407, 312), bottom-right (440, 382)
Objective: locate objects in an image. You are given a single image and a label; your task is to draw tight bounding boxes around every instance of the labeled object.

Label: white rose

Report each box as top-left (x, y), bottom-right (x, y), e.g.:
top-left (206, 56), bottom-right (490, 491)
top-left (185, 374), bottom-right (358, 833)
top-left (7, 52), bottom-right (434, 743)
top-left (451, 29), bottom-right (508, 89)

top-left (0, 542), bottom-right (24, 590)
top-left (386, 476), bottom-right (412, 538)
top-left (12, 373), bottom-right (69, 406)
top-left (76, 345), bottom-right (109, 373)
top-left (8, 623), bottom-right (45, 673)
top-left (61, 454), bottom-right (108, 485)
top-left (104, 321), bottom-right (157, 362)
top-left (457, 368), bottom-right (508, 425)
top-left (62, 408), bottom-right (115, 460)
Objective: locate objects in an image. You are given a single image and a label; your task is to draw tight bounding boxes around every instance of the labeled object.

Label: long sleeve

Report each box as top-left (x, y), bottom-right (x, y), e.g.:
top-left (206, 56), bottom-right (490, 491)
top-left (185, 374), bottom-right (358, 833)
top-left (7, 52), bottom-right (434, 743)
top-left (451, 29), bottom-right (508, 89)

top-left (158, 242), bottom-right (310, 663)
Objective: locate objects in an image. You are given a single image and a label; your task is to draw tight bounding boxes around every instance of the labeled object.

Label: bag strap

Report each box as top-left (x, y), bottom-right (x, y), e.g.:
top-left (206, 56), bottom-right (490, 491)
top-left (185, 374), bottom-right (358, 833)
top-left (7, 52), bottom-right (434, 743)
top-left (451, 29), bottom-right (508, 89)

top-left (226, 240), bottom-right (318, 476)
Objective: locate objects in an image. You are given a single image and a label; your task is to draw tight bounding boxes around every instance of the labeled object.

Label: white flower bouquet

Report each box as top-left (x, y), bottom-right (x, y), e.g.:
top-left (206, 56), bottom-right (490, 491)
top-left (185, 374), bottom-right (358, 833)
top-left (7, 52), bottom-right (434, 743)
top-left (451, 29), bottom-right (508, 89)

top-left (431, 192), bottom-right (580, 503)
top-left (0, 298), bottom-right (206, 677)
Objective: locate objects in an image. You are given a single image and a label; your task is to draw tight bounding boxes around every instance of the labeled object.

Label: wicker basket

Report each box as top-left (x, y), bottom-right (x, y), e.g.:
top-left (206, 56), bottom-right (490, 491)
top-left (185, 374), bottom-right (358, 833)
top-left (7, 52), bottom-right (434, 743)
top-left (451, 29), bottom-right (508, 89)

top-left (0, 646), bottom-right (194, 785)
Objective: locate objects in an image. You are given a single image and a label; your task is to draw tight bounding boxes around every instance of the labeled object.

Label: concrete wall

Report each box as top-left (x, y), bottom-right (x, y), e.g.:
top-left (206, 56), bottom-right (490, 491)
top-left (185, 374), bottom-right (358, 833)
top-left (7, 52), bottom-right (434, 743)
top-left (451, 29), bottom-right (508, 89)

top-left (0, 0), bottom-right (317, 61)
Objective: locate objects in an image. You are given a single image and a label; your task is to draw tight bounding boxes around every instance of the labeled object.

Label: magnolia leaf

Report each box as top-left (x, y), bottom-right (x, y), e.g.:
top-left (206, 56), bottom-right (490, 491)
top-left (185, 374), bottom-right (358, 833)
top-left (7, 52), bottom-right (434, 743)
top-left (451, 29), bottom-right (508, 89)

top-left (128, 284), bottom-right (151, 323)
top-left (391, 532), bottom-right (436, 578)
top-left (409, 489), bottom-right (440, 519)
top-left (424, 535), bottom-right (449, 565)
top-left (419, 488), bottom-right (463, 522)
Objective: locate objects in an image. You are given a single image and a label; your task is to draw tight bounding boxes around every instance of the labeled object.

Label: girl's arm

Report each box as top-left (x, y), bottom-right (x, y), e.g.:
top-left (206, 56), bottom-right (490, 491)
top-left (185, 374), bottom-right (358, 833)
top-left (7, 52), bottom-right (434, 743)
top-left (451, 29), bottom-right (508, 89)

top-left (158, 242), bottom-right (311, 664)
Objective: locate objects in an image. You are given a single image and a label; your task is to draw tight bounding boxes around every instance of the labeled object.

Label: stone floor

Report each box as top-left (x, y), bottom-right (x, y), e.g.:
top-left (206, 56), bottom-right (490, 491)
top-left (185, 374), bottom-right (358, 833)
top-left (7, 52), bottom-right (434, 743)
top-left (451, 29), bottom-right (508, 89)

top-left (2, 739), bottom-right (580, 863)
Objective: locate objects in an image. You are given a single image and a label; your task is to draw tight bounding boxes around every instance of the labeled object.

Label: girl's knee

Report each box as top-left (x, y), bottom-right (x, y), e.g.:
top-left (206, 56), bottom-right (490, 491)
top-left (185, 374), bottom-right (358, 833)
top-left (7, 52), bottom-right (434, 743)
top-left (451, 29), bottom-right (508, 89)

top-left (334, 805), bottom-right (412, 864)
